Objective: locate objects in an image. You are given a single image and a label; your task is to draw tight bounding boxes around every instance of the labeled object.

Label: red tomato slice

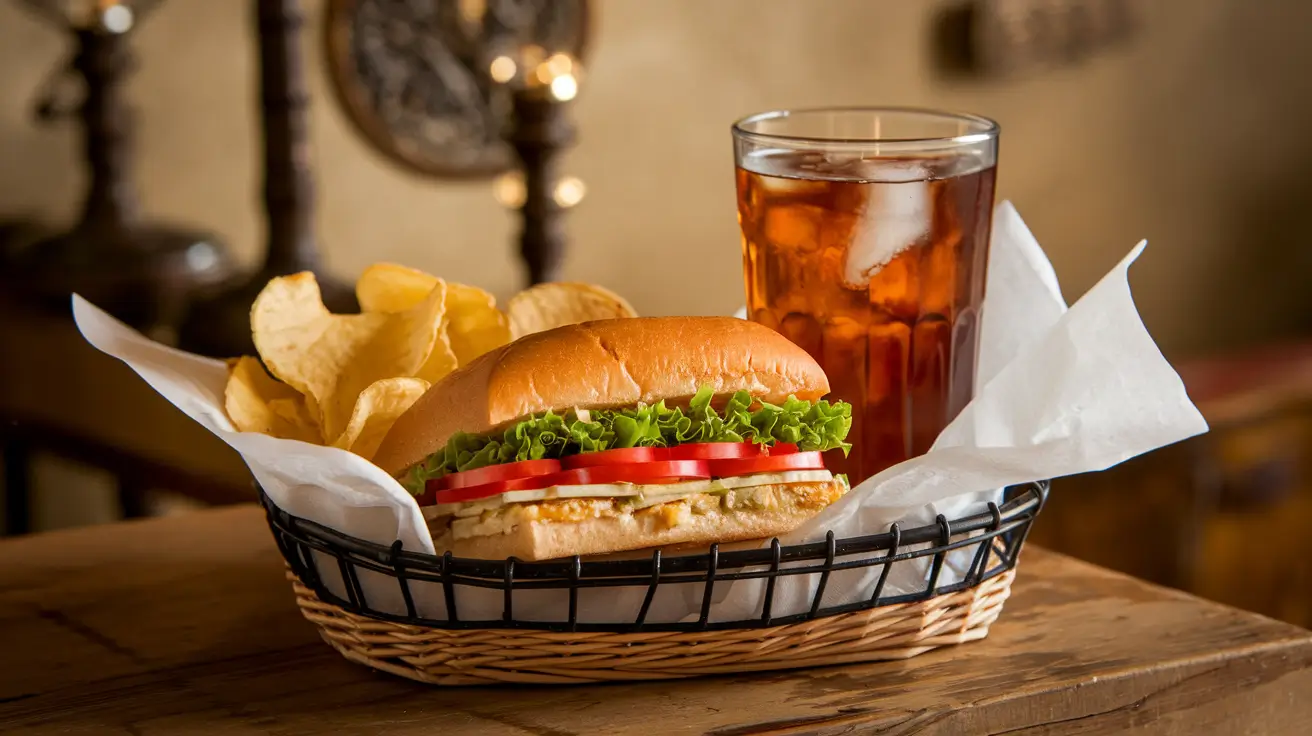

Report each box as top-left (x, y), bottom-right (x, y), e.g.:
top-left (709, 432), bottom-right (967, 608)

top-left (431, 477), bottom-right (531, 504)
top-left (664, 441), bottom-right (801, 459)
top-left (438, 458), bottom-right (562, 491)
top-left (562, 459), bottom-right (710, 485)
top-left (666, 442), bottom-right (764, 460)
top-left (565, 442), bottom-right (801, 466)
top-left (708, 451), bottom-right (825, 478)
top-left (561, 446), bottom-right (664, 469)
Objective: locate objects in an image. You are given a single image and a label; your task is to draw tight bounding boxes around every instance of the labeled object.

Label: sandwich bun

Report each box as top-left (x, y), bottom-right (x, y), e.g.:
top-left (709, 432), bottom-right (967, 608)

top-left (373, 316), bottom-right (829, 477)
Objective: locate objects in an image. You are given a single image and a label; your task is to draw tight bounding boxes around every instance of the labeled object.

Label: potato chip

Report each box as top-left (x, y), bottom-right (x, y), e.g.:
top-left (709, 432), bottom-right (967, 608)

top-left (356, 262), bottom-right (439, 314)
top-left (415, 316), bottom-right (459, 384)
top-left (445, 283), bottom-right (511, 365)
top-left (223, 356), bottom-right (320, 442)
top-left (251, 272), bottom-right (449, 442)
top-left (357, 262), bottom-right (509, 366)
top-left (507, 282), bottom-right (638, 339)
top-left (268, 396), bottom-right (320, 440)
top-left (330, 377), bottom-right (430, 461)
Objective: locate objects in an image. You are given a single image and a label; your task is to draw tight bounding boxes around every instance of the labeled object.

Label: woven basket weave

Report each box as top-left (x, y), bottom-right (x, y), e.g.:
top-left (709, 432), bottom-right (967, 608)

top-left (288, 568), bottom-right (1015, 686)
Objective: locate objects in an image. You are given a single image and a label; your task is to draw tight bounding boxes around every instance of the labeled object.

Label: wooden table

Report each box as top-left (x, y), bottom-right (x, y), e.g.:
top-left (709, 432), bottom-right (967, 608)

top-left (2, 507), bottom-right (1311, 735)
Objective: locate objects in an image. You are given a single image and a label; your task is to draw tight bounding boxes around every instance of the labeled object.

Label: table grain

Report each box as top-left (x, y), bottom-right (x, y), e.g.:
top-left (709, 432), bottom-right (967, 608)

top-left (2, 505), bottom-right (1310, 735)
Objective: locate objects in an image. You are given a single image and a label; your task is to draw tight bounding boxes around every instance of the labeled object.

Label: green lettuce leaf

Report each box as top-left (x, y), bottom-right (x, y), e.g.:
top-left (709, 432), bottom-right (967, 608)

top-left (399, 386), bottom-right (852, 494)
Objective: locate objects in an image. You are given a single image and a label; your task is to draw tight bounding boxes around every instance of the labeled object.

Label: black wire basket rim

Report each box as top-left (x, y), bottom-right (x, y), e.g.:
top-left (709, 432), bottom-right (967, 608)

top-left (259, 480), bottom-right (1048, 578)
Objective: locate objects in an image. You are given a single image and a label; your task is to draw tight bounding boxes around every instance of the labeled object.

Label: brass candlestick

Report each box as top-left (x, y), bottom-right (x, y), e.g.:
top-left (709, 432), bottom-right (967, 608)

top-left (6, 0), bottom-right (235, 334)
top-left (504, 52), bottom-right (580, 285)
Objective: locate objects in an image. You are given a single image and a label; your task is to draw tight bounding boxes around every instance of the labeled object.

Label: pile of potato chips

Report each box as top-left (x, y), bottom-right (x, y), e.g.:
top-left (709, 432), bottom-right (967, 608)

top-left (224, 264), bottom-right (637, 462)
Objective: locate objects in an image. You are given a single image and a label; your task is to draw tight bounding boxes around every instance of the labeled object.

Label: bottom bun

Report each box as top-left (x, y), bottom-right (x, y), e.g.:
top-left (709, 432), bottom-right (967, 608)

top-left (431, 480), bottom-right (846, 561)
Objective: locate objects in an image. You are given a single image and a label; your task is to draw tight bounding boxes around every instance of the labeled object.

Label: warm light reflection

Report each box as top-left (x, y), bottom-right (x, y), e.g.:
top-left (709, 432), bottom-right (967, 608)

top-left (520, 45), bottom-right (547, 76)
top-left (489, 55), bottom-right (517, 84)
top-left (98, 0), bottom-right (133, 32)
top-left (102, 4), bottom-right (132, 32)
top-left (458, 0), bottom-right (486, 24)
top-left (493, 173), bottom-right (586, 210)
top-left (515, 48), bottom-right (582, 100)
top-left (493, 171), bottom-right (526, 209)
top-left (546, 53), bottom-right (574, 77)
top-left (554, 177), bottom-right (586, 208)
top-left (549, 73), bottom-right (578, 102)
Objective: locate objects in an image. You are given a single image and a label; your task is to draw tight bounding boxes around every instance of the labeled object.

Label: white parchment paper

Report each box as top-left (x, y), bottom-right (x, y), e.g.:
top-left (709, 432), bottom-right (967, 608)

top-left (72, 201), bottom-right (1207, 624)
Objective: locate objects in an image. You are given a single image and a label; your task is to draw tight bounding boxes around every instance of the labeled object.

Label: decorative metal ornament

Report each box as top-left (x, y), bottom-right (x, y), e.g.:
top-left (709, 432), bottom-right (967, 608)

top-left (323, 0), bottom-right (591, 179)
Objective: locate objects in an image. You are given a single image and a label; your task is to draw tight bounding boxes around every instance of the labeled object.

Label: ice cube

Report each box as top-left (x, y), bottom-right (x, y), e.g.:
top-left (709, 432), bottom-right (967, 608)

top-left (762, 204), bottom-right (824, 251)
top-left (749, 307), bottom-right (777, 330)
top-left (858, 159), bottom-right (936, 183)
top-left (866, 318), bottom-right (912, 406)
top-left (742, 151), bottom-right (829, 196)
top-left (821, 316), bottom-right (868, 406)
top-left (918, 228), bottom-right (961, 318)
top-left (755, 175), bottom-right (826, 196)
top-left (843, 167), bottom-right (931, 289)
top-left (863, 317), bottom-right (916, 474)
top-left (818, 209), bottom-right (858, 254)
top-left (866, 251), bottom-right (921, 324)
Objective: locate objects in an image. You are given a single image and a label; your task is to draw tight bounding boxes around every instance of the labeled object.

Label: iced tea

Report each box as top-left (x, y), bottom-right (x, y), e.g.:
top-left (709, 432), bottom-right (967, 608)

top-left (733, 109), bottom-right (998, 485)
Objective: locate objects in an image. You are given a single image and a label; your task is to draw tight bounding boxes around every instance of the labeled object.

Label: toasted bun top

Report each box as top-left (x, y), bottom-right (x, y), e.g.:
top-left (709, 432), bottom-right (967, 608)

top-left (372, 316), bottom-right (830, 476)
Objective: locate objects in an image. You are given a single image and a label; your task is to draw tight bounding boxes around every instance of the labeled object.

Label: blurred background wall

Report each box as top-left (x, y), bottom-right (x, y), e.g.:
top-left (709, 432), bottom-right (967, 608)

top-left (2, 0), bottom-right (1310, 360)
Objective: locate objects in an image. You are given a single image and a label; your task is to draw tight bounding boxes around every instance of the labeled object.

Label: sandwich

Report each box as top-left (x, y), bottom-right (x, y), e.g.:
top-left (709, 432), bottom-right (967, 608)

top-left (372, 316), bottom-right (853, 561)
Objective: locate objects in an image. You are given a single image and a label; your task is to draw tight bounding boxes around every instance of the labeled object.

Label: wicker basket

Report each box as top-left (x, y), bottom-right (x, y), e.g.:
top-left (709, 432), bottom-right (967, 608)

top-left (289, 569), bottom-right (1015, 685)
top-left (265, 483), bottom-right (1044, 685)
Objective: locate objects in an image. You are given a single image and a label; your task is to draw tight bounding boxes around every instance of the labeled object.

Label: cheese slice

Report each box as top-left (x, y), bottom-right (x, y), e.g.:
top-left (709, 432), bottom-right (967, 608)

top-left (426, 470), bottom-right (833, 519)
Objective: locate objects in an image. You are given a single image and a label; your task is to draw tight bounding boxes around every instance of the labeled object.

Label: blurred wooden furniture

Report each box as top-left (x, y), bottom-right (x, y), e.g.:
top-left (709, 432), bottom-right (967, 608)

top-left (1031, 340), bottom-right (1312, 629)
top-left (0, 294), bottom-right (249, 535)
top-left (4, 506), bottom-right (1311, 734)
top-left (0, 0), bottom-right (599, 536)
top-left (178, 0), bottom-right (355, 359)
top-left (2, 0), bottom-right (353, 532)
top-left (6, 0), bottom-right (235, 332)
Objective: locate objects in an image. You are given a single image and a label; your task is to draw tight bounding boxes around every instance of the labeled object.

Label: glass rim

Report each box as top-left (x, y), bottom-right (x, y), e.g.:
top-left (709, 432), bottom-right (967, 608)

top-left (731, 106), bottom-right (1000, 148)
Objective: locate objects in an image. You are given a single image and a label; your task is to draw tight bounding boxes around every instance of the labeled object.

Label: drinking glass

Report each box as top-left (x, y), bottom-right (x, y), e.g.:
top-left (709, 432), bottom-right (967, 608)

top-left (733, 107), bottom-right (999, 485)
